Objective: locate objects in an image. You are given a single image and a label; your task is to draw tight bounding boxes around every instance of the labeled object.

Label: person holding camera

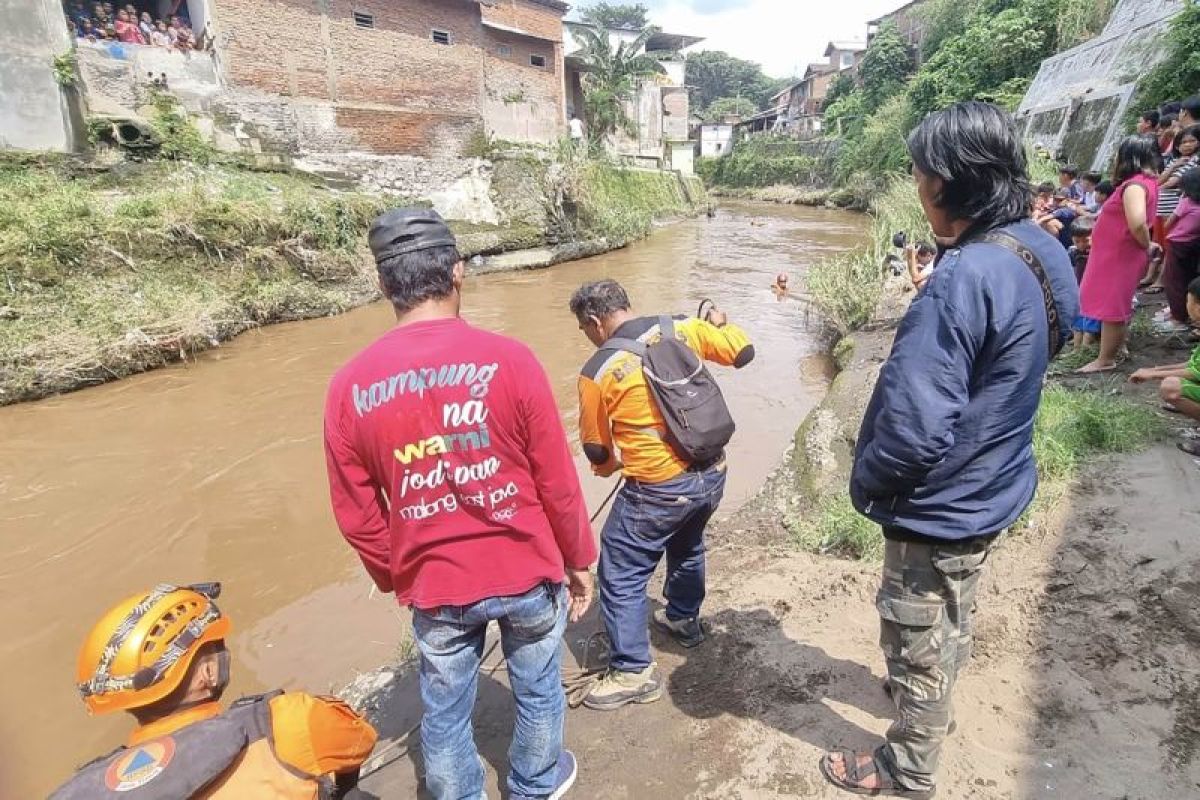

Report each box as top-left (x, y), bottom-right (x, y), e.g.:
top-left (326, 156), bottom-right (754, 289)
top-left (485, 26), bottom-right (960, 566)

top-left (895, 233), bottom-right (937, 291)
top-left (820, 102), bottom-right (1078, 799)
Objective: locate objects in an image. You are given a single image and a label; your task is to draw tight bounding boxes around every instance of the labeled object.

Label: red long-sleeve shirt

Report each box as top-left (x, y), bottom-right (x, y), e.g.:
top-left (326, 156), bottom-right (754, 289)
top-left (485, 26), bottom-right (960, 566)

top-left (324, 318), bottom-right (596, 609)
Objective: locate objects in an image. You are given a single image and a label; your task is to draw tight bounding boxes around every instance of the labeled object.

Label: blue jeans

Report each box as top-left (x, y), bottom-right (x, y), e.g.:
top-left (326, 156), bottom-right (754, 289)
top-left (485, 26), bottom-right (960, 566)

top-left (412, 582), bottom-right (568, 800)
top-left (599, 461), bottom-right (728, 672)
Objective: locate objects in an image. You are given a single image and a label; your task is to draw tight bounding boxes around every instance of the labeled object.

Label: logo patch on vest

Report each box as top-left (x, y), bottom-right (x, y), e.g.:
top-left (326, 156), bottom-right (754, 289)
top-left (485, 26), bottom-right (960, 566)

top-left (105, 737), bottom-right (176, 791)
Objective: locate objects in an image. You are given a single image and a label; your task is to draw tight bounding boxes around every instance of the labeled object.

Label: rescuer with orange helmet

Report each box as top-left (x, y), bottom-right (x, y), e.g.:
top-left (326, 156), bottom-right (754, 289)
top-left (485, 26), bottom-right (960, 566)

top-left (50, 583), bottom-right (378, 799)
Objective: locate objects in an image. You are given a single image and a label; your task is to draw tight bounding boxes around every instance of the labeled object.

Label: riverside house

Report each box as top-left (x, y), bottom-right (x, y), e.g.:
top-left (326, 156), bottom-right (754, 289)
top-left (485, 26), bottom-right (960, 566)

top-left (4, 0), bottom-right (573, 156)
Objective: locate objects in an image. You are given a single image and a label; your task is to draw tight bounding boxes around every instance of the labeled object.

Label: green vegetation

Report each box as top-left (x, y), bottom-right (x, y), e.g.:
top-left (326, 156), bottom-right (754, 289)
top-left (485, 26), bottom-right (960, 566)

top-left (0, 145), bottom-right (702, 403)
top-left (826, 0), bottom-right (1117, 180)
top-left (52, 50), bottom-right (78, 87)
top-left (1127, 1), bottom-right (1200, 127)
top-left (685, 50), bottom-right (787, 121)
top-left (789, 493), bottom-right (883, 561)
top-left (790, 382), bottom-right (1162, 562)
top-left (704, 96), bottom-right (758, 121)
top-left (1033, 383), bottom-right (1163, 483)
top-left (695, 136), bottom-right (822, 189)
top-left (149, 92), bottom-right (215, 164)
top-left (573, 160), bottom-right (700, 241)
top-left (572, 26), bottom-right (666, 150)
top-left (578, 1), bottom-right (649, 30)
top-left (806, 177), bottom-right (929, 333)
top-left (0, 157), bottom-right (387, 402)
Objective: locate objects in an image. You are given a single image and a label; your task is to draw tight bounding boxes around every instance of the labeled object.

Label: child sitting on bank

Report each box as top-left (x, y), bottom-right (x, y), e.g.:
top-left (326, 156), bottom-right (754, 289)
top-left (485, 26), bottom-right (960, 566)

top-left (1059, 165), bottom-right (1083, 202)
top-left (1080, 171), bottom-right (1103, 214)
top-left (1130, 277), bottom-right (1200, 457)
top-left (1069, 218), bottom-right (1101, 347)
top-left (1035, 182), bottom-right (1056, 215)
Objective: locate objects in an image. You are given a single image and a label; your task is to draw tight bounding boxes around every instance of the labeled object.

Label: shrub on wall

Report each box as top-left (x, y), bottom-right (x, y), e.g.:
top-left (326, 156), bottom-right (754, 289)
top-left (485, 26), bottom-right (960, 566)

top-left (698, 136), bottom-right (823, 188)
top-left (1127, 2), bottom-right (1200, 126)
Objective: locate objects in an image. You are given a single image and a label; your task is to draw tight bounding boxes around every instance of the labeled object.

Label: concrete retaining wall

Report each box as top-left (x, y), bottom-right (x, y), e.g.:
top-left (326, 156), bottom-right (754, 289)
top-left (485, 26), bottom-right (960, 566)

top-left (1016, 0), bottom-right (1185, 171)
top-left (0, 0), bottom-right (75, 151)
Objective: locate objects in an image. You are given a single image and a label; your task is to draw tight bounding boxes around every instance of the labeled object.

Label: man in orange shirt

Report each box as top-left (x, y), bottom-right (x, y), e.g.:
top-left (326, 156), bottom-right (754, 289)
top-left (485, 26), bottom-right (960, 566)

top-left (51, 583), bottom-right (377, 799)
top-left (570, 279), bottom-right (754, 710)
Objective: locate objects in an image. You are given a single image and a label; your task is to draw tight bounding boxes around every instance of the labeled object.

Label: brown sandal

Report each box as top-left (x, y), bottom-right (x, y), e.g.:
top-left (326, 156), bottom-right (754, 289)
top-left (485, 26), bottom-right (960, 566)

top-left (819, 747), bottom-right (936, 799)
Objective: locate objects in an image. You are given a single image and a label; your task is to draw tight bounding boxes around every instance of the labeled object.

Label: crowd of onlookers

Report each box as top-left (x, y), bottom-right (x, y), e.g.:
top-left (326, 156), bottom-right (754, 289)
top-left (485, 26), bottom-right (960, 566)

top-left (1032, 97), bottom-right (1200, 364)
top-left (903, 96), bottom-right (1200, 458)
top-left (65, 2), bottom-right (203, 51)
top-left (1044, 96), bottom-right (1200, 456)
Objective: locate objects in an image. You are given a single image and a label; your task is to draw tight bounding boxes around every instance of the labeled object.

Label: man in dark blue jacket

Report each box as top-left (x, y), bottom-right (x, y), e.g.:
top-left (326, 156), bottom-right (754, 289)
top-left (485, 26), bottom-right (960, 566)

top-left (820, 102), bottom-right (1080, 799)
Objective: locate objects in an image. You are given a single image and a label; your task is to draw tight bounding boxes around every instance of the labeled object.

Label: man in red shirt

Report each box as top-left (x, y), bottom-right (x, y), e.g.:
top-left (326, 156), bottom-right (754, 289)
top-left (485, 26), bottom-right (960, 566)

top-left (324, 209), bottom-right (597, 800)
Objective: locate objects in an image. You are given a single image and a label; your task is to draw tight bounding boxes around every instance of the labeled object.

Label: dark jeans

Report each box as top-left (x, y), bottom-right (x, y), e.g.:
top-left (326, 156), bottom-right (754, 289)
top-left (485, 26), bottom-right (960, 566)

top-left (599, 461), bottom-right (727, 672)
top-left (1165, 237), bottom-right (1200, 324)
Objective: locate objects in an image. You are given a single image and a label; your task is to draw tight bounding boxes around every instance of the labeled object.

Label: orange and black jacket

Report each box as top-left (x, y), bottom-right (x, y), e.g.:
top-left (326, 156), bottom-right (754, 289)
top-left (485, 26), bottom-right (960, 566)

top-left (577, 315), bottom-right (754, 484)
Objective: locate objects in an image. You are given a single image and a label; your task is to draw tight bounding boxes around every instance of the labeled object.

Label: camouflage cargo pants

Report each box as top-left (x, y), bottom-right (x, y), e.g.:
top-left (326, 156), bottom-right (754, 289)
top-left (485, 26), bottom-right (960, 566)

top-left (876, 535), bottom-right (1000, 792)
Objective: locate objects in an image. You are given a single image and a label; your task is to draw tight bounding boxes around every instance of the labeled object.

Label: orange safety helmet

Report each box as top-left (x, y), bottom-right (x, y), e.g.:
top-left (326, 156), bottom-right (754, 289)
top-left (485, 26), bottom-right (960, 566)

top-left (76, 583), bottom-right (232, 715)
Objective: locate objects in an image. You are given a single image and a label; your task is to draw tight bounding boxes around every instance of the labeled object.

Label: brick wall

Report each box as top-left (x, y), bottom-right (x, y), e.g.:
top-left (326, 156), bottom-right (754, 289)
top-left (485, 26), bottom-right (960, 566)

top-left (480, 0), bottom-right (564, 42)
top-left (208, 0), bottom-right (566, 155)
top-left (211, 0), bottom-right (486, 155)
top-left (479, 0), bottom-right (565, 142)
top-left (482, 29), bottom-right (562, 142)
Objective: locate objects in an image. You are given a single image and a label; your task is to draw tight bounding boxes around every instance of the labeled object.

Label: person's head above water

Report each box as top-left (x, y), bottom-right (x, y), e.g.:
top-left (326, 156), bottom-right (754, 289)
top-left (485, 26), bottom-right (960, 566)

top-left (369, 208), bottom-right (463, 321)
top-left (569, 279), bottom-right (632, 347)
top-left (775, 272), bottom-right (789, 288)
top-left (906, 100), bottom-right (1031, 243)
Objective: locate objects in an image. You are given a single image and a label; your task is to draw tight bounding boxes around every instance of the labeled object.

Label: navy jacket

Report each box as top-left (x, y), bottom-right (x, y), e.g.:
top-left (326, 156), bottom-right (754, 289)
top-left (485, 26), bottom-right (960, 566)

top-left (850, 219), bottom-right (1080, 540)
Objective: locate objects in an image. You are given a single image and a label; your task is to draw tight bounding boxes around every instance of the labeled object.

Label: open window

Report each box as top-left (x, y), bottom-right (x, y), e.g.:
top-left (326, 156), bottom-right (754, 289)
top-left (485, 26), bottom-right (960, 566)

top-left (529, 53), bottom-right (547, 68)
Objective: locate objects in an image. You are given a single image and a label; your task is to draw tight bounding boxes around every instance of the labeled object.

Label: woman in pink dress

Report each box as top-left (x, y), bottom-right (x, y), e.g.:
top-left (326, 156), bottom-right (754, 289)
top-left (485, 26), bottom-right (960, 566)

top-left (1077, 135), bottom-right (1164, 373)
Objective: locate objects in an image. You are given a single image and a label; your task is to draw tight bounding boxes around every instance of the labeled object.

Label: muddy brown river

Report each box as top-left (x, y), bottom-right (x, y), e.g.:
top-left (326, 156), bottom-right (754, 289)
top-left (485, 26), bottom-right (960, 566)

top-left (0, 200), bottom-right (865, 797)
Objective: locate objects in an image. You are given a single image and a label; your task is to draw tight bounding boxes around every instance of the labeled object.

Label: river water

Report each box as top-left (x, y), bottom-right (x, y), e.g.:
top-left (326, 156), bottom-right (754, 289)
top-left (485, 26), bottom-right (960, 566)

top-left (0, 200), bottom-right (865, 797)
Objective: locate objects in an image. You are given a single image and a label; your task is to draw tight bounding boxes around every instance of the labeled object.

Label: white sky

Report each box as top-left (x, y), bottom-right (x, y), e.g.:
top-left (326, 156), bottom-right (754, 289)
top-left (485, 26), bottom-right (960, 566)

top-left (636, 0), bottom-right (908, 79)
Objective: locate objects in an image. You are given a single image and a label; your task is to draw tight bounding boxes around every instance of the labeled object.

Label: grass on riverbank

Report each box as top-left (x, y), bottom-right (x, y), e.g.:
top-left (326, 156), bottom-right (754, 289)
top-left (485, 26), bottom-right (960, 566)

top-left (789, 381), bottom-right (1163, 560)
top-left (805, 176), bottom-right (928, 332)
top-left (0, 157), bottom-right (389, 403)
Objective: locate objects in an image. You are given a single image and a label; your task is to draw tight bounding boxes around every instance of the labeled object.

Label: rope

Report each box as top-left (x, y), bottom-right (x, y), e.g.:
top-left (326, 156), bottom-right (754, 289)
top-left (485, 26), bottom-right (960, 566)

top-left (590, 478), bottom-right (623, 524)
top-left (562, 630), bottom-right (611, 708)
top-left (359, 483), bottom-right (623, 778)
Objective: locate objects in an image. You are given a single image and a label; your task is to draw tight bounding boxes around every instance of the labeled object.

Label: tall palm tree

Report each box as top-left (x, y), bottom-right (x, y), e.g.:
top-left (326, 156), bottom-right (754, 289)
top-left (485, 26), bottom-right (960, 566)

top-left (572, 26), bottom-right (666, 148)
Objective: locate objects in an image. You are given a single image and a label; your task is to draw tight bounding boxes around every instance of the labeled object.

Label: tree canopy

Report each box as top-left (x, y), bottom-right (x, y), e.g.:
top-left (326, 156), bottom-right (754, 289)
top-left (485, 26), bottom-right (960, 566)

top-left (573, 26), bottom-right (665, 147)
top-left (579, 2), bottom-right (650, 30)
top-left (686, 51), bottom-right (785, 120)
top-left (705, 96), bottom-right (758, 121)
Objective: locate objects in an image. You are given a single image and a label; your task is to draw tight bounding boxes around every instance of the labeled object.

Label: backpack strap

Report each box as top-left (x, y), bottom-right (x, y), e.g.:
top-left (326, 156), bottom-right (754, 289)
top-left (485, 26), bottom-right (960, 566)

top-left (658, 315), bottom-right (675, 340)
top-left (604, 316), bottom-right (677, 357)
top-left (603, 337), bottom-right (646, 356)
top-left (977, 230), bottom-right (1063, 358)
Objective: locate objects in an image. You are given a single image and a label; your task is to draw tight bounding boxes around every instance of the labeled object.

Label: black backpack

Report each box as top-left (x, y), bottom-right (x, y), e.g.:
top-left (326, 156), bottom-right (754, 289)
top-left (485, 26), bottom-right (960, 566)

top-left (605, 316), bottom-right (736, 465)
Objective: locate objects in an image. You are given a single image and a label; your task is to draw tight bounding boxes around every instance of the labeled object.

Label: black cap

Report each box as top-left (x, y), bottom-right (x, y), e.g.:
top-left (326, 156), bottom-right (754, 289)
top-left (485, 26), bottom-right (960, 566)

top-left (369, 208), bottom-right (457, 264)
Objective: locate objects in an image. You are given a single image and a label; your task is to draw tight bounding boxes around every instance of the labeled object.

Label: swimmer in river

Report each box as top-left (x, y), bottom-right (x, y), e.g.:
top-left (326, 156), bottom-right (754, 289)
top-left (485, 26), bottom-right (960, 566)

top-left (771, 272), bottom-right (790, 300)
top-left (750, 219), bottom-right (767, 228)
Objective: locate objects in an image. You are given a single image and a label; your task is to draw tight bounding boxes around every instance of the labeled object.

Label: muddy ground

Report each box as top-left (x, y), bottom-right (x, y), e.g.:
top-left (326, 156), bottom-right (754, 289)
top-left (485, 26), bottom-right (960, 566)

top-left (357, 294), bottom-right (1200, 800)
top-left (357, 437), bottom-right (1200, 800)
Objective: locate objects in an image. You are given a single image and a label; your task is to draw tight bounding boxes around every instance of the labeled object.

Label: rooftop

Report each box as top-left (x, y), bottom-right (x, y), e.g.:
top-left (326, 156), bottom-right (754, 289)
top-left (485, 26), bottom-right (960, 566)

top-left (478, 0), bottom-right (570, 12)
top-left (825, 40), bottom-right (867, 55)
top-left (563, 21), bottom-right (705, 55)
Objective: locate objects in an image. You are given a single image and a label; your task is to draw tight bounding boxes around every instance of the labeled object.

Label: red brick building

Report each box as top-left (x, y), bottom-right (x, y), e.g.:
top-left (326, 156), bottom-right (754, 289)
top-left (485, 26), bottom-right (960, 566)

top-left (209, 0), bottom-right (568, 156)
